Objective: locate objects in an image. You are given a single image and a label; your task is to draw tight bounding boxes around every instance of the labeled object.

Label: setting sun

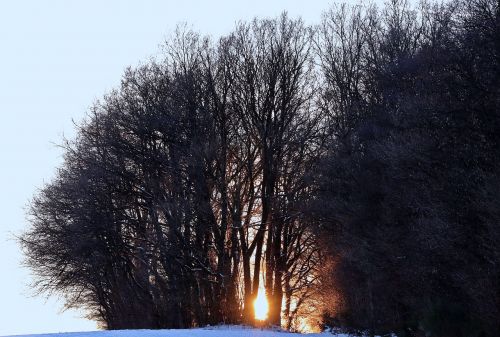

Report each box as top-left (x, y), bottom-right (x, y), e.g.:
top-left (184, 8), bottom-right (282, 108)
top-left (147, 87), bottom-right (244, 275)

top-left (254, 290), bottom-right (269, 321)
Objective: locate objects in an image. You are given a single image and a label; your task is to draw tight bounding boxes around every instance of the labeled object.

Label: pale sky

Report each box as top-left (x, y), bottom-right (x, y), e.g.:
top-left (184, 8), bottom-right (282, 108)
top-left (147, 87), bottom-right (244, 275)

top-left (0, 1), bottom-right (363, 335)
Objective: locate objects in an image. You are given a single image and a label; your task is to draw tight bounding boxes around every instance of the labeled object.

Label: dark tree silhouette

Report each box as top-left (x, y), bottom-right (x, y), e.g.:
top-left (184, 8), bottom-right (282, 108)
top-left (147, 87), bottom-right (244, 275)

top-left (21, 0), bottom-right (500, 336)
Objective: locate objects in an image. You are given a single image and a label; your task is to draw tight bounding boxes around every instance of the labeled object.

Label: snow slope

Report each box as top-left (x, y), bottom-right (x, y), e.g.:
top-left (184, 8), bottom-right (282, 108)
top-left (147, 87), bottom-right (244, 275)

top-left (1, 326), bottom-right (352, 337)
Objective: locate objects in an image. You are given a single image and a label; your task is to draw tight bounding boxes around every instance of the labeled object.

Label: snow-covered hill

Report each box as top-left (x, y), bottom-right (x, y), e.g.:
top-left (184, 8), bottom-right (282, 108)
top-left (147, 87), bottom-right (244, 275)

top-left (1, 326), bottom-right (353, 337)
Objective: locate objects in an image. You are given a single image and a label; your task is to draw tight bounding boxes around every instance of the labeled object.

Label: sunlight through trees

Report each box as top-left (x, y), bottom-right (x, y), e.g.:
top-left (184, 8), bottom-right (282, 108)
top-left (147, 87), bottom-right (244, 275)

top-left (21, 0), bottom-right (500, 335)
top-left (254, 289), bottom-right (269, 321)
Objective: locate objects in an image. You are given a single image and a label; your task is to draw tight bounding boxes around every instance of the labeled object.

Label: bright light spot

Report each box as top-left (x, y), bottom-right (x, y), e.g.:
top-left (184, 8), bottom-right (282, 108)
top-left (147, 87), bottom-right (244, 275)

top-left (254, 289), bottom-right (269, 321)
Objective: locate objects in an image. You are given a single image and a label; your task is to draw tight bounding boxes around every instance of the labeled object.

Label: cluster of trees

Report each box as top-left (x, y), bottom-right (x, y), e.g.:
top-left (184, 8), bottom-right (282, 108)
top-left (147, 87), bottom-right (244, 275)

top-left (22, 14), bottom-right (322, 330)
top-left (22, 0), bottom-right (500, 336)
top-left (312, 0), bottom-right (500, 335)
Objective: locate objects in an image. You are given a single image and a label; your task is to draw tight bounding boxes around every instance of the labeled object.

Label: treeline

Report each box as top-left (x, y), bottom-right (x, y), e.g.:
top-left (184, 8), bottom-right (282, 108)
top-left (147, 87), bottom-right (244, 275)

top-left (21, 0), bottom-right (500, 336)
top-left (311, 0), bottom-right (500, 336)
top-left (23, 13), bottom-right (322, 331)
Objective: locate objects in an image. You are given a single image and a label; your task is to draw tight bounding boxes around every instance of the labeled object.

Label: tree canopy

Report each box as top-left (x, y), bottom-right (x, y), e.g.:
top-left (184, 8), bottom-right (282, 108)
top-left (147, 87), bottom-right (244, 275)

top-left (22, 1), bottom-right (500, 336)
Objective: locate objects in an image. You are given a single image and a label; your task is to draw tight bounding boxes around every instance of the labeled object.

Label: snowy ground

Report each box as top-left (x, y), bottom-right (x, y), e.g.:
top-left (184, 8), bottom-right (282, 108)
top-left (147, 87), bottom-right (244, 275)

top-left (1, 325), bottom-right (356, 337)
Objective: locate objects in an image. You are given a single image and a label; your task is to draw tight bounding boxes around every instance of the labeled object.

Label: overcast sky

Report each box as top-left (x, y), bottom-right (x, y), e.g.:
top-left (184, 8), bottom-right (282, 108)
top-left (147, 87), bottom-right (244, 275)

top-left (0, 1), bottom-right (368, 335)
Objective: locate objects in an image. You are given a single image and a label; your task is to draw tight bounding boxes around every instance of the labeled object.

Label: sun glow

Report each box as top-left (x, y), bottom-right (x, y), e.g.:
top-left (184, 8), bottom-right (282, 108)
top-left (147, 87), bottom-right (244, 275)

top-left (254, 289), bottom-right (269, 321)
